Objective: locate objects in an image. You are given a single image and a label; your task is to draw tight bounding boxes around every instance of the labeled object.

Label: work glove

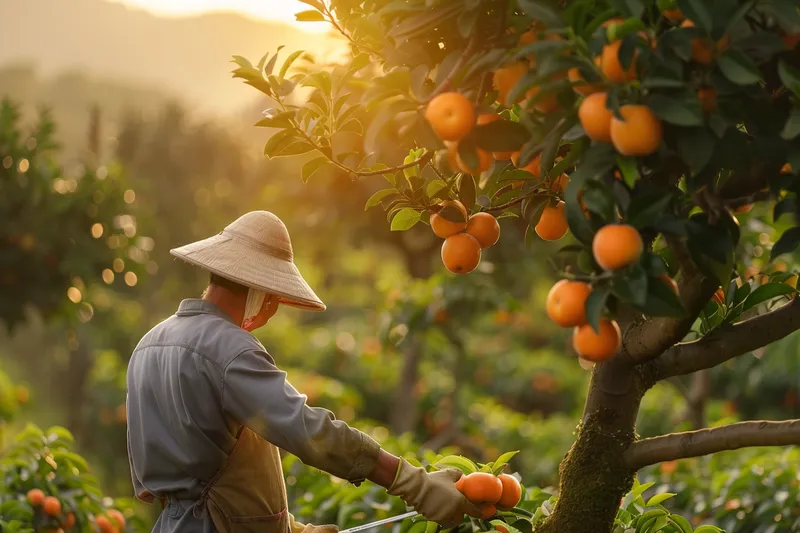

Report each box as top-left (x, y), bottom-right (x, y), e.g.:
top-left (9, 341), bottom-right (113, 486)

top-left (387, 459), bottom-right (483, 527)
top-left (289, 513), bottom-right (338, 533)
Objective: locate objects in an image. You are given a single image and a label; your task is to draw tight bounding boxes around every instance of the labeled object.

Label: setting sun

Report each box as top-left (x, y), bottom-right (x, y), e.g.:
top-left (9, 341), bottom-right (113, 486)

top-left (109, 0), bottom-right (329, 31)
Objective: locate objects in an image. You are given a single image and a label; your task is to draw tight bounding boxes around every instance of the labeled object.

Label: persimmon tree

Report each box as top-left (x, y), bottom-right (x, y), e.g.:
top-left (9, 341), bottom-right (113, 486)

top-left (236, 0), bottom-right (800, 531)
top-left (0, 100), bottom-right (145, 330)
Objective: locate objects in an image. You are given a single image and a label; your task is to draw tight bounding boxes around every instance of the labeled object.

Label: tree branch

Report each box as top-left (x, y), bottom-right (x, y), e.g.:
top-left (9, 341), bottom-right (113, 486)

top-left (355, 152), bottom-right (434, 176)
top-left (484, 195), bottom-right (525, 212)
top-left (625, 419), bottom-right (800, 470)
top-left (622, 237), bottom-right (718, 363)
top-left (653, 298), bottom-right (800, 380)
top-left (291, 118), bottom-right (434, 177)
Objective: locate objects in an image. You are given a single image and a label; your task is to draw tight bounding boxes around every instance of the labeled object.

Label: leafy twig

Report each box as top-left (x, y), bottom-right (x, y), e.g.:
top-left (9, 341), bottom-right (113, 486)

top-left (293, 120), bottom-right (432, 177)
top-left (483, 196), bottom-right (526, 212)
top-left (356, 152), bottom-right (435, 176)
top-left (320, 2), bottom-right (384, 58)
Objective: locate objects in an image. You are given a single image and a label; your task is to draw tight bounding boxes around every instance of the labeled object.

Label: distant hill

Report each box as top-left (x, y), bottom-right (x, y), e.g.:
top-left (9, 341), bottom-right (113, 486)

top-left (0, 0), bottom-right (332, 116)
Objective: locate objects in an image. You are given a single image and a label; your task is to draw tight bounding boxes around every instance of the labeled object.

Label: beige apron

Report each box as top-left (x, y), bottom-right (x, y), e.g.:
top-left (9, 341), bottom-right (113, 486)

top-left (191, 426), bottom-right (337, 533)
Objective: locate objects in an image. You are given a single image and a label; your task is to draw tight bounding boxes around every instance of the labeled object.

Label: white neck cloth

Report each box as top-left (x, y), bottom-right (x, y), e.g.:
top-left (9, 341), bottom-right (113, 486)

top-left (244, 288), bottom-right (267, 323)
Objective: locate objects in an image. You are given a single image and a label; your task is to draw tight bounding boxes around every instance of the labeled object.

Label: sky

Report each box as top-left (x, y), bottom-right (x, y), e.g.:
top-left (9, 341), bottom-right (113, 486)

top-left (109, 0), bottom-right (328, 31)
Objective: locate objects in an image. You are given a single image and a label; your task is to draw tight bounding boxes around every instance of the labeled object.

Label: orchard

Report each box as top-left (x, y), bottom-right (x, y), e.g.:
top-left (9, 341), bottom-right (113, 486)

top-left (236, 0), bottom-right (800, 531)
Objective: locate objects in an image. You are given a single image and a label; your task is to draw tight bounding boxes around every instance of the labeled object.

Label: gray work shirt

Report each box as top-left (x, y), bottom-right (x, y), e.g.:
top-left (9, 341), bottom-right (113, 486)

top-left (126, 299), bottom-right (380, 533)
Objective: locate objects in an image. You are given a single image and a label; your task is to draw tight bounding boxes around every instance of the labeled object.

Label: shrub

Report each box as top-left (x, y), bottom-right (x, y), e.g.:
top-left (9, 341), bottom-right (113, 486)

top-left (0, 424), bottom-right (144, 533)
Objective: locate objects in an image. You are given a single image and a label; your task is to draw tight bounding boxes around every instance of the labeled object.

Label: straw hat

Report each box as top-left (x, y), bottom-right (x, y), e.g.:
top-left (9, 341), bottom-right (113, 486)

top-left (170, 211), bottom-right (325, 311)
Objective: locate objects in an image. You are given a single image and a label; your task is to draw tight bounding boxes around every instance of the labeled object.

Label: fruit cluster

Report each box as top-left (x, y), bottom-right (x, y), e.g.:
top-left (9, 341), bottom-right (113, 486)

top-left (430, 200), bottom-right (500, 275)
top-left (26, 489), bottom-right (126, 533)
top-left (545, 223), bottom-right (674, 364)
top-left (455, 472), bottom-right (522, 520)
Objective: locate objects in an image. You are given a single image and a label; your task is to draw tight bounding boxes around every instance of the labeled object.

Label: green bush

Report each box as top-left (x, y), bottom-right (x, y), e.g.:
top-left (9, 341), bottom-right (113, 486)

top-left (0, 424), bottom-right (144, 533)
top-left (640, 447), bottom-right (800, 533)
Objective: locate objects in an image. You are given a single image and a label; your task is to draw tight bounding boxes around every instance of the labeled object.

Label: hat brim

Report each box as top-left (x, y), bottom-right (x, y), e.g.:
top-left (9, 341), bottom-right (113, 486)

top-left (170, 233), bottom-right (326, 311)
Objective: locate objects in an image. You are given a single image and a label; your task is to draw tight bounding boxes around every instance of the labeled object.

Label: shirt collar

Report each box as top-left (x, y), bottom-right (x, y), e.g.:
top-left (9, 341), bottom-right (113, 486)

top-left (176, 298), bottom-right (238, 325)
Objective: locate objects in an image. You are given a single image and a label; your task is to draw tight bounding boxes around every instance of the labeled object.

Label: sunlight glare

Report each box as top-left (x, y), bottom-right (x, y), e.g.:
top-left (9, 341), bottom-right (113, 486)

top-left (109, 0), bottom-right (329, 32)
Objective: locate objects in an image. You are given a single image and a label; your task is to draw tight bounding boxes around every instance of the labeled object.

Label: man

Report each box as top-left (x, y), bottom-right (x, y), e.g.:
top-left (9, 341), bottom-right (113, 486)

top-left (126, 211), bottom-right (481, 533)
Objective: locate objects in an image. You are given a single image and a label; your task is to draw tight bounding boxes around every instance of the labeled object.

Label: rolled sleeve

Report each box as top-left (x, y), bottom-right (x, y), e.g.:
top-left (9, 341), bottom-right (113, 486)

top-left (221, 347), bottom-right (380, 483)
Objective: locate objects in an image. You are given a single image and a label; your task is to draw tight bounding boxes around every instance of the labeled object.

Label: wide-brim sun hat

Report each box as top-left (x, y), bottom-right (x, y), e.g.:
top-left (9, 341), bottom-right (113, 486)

top-left (170, 211), bottom-right (325, 311)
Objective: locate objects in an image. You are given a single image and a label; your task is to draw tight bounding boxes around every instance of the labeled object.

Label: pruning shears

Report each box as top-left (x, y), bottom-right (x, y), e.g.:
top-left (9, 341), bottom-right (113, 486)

top-left (338, 511), bottom-right (420, 533)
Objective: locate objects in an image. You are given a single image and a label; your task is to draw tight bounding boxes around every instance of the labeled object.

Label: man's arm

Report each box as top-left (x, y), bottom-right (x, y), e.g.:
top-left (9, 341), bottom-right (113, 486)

top-left (367, 450), bottom-right (401, 488)
top-left (222, 347), bottom-right (381, 483)
top-left (222, 347), bottom-right (481, 526)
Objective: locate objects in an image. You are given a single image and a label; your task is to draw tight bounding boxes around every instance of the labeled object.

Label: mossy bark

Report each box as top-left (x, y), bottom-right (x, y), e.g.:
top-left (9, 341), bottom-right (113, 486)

top-left (535, 358), bottom-right (654, 533)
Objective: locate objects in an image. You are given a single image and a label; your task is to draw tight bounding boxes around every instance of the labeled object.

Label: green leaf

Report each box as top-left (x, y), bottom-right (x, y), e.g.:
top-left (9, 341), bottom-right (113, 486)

top-left (742, 283), bottom-right (797, 312)
top-left (646, 94), bottom-right (704, 126)
top-left (641, 275), bottom-right (685, 317)
top-left (279, 50), bottom-right (306, 81)
top-left (677, 128), bottom-right (716, 175)
top-left (613, 264), bottom-right (648, 307)
top-left (779, 59), bottom-right (800, 98)
top-left (585, 288), bottom-right (610, 333)
top-left (263, 130), bottom-right (297, 158)
top-left (724, 1), bottom-right (756, 34)
top-left (645, 492), bottom-right (677, 506)
top-left (403, 153), bottom-right (419, 182)
top-left (426, 180), bottom-right (449, 199)
top-left (781, 107), bottom-right (800, 140)
top-left (642, 252), bottom-right (668, 276)
top-left (628, 480), bottom-right (656, 503)
top-left (617, 156), bottom-right (639, 188)
top-left (717, 50), bottom-right (762, 85)
top-left (458, 174), bottom-right (477, 212)
top-left (295, 9), bottom-right (326, 22)
top-left (687, 213), bottom-right (735, 285)
top-left (302, 71), bottom-right (333, 96)
top-left (516, 0), bottom-right (565, 28)
top-left (390, 208), bottom-right (423, 231)
top-left (491, 450), bottom-right (521, 474)
top-left (264, 47), bottom-right (283, 77)
top-left (694, 527), bottom-right (724, 533)
top-left (771, 226), bottom-right (800, 260)
top-left (627, 191), bottom-right (672, 229)
top-left (668, 515), bottom-right (693, 533)
top-left (364, 189), bottom-right (398, 210)
top-left (273, 141), bottom-right (314, 157)
top-left (774, 198), bottom-right (797, 223)
top-left (256, 110), bottom-right (296, 129)
top-left (581, 180), bottom-right (615, 221)
top-left (434, 455), bottom-right (478, 474)
top-left (472, 120), bottom-right (530, 152)
top-left (675, 0), bottom-right (712, 30)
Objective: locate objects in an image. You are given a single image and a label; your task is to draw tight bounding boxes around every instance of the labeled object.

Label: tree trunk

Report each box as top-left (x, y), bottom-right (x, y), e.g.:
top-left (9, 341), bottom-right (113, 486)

top-left (686, 369), bottom-right (710, 429)
top-left (62, 325), bottom-right (93, 443)
top-left (390, 339), bottom-right (422, 434)
top-left (389, 244), bottom-right (434, 434)
top-left (536, 359), bottom-right (654, 533)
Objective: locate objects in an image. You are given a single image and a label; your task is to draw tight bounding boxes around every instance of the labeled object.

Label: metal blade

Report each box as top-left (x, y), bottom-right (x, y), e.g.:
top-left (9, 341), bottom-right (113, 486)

top-left (339, 511), bottom-right (420, 533)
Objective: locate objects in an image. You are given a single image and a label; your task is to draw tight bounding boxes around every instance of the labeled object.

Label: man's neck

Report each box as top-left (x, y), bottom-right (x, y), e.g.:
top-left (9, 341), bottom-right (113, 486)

top-left (202, 285), bottom-right (245, 327)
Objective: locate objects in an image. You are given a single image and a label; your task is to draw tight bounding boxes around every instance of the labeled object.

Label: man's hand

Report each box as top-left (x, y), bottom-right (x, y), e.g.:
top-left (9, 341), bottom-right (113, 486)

top-left (387, 459), bottom-right (483, 527)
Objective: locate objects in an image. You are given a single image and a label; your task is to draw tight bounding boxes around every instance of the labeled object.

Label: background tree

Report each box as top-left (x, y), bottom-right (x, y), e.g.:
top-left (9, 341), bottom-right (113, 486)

top-left (237, 1), bottom-right (800, 531)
